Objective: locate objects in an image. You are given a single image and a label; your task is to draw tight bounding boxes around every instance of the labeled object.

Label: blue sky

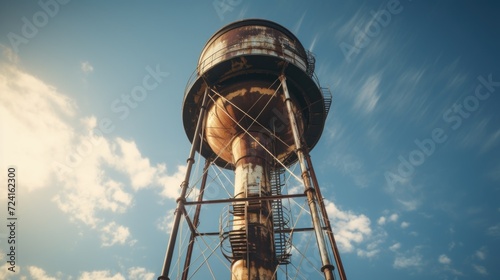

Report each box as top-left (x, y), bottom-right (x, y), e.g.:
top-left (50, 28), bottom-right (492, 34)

top-left (0, 0), bottom-right (499, 279)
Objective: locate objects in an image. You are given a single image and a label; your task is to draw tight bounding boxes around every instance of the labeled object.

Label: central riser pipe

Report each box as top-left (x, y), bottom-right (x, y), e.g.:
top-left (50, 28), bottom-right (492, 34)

top-left (231, 132), bottom-right (276, 280)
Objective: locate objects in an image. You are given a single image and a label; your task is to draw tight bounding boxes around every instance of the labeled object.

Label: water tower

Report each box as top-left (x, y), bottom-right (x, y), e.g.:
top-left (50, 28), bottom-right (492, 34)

top-left (158, 19), bottom-right (346, 280)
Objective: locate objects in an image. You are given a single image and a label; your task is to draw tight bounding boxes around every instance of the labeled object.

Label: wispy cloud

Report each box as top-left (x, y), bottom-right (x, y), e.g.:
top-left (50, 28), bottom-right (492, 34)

top-left (384, 174), bottom-right (422, 212)
top-left (79, 270), bottom-right (125, 280)
top-left (128, 267), bottom-right (155, 280)
top-left (481, 128), bottom-right (500, 154)
top-left (353, 74), bottom-right (380, 114)
top-left (389, 242), bottom-right (401, 251)
top-left (331, 5), bottom-right (368, 43)
top-left (454, 117), bottom-right (491, 151)
top-left (357, 245), bottom-right (380, 259)
top-left (382, 67), bottom-right (428, 121)
top-left (309, 33), bottom-right (319, 53)
top-left (393, 249), bottom-right (423, 269)
top-left (81, 61), bottom-right (94, 74)
top-left (22, 265), bottom-right (155, 280)
top-left (325, 153), bottom-right (368, 188)
top-left (397, 199), bottom-right (420, 211)
top-left (486, 223), bottom-right (500, 237)
top-left (356, 230), bottom-right (386, 259)
top-left (475, 247), bottom-right (487, 260)
top-left (438, 254), bottom-right (451, 265)
top-left (473, 264), bottom-right (488, 276)
top-left (293, 11), bottom-right (307, 34)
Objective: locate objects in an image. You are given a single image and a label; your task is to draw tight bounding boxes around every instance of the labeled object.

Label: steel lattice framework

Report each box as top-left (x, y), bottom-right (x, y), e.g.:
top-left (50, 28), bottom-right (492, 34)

top-left (158, 19), bottom-right (346, 280)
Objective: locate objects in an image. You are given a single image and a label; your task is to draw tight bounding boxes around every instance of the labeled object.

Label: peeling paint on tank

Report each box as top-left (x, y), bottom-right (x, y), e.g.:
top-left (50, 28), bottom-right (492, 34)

top-left (198, 23), bottom-right (308, 75)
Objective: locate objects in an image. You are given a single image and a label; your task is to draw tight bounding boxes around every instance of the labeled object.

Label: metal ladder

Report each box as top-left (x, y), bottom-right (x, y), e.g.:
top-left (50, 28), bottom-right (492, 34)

top-left (321, 87), bottom-right (333, 117)
top-left (270, 167), bottom-right (292, 264)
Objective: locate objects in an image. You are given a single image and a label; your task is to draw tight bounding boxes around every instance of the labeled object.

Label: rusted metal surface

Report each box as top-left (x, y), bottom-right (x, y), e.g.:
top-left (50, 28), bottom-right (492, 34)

top-left (181, 159), bottom-right (211, 280)
top-left (173, 19), bottom-right (343, 280)
top-left (280, 75), bottom-right (335, 280)
top-left (306, 154), bottom-right (347, 280)
top-left (205, 79), bottom-right (300, 166)
top-left (160, 88), bottom-right (209, 280)
top-left (199, 19), bottom-right (308, 75)
top-left (182, 19), bottom-right (328, 169)
top-left (230, 132), bottom-right (276, 280)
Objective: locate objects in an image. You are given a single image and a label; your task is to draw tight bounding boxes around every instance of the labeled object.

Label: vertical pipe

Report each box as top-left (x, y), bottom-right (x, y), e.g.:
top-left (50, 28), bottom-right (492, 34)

top-left (280, 75), bottom-right (334, 280)
top-left (159, 87), bottom-right (209, 280)
top-left (230, 132), bottom-right (276, 280)
top-left (181, 159), bottom-right (211, 280)
top-left (306, 155), bottom-right (347, 280)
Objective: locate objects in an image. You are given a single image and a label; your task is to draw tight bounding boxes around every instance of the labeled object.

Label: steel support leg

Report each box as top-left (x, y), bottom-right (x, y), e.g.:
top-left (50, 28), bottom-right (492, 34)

top-left (306, 155), bottom-right (347, 280)
top-left (181, 159), bottom-right (211, 280)
top-left (159, 87), bottom-right (209, 280)
top-left (280, 75), bottom-right (335, 280)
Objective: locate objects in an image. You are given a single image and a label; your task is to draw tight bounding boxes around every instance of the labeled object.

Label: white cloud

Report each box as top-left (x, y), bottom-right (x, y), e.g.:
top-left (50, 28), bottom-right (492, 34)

top-left (473, 264), bottom-right (488, 276)
top-left (81, 61), bottom-right (94, 74)
top-left (393, 246), bottom-right (423, 270)
top-left (357, 239), bottom-right (382, 259)
top-left (389, 213), bottom-right (399, 222)
top-left (487, 224), bottom-right (500, 237)
top-left (389, 242), bottom-right (401, 251)
top-left (475, 247), bottom-right (487, 260)
top-left (157, 209), bottom-right (176, 234)
top-left (113, 138), bottom-right (158, 190)
top-left (52, 137), bottom-right (135, 228)
top-left (79, 270), bottom-right (125, 280)
top-left (393, 253), bottom-right (422, 269)
top-left (377, 213), bottom-right (401, 226)
top-left (400, 221), bottom-right (410, 228)
top-left (0, 62), bottom-right (76, 192)
top-left (438, 254), bottom-right (451, 265)
top-left (28, 266), bottom-right (58, 280)
top-left (353, 74), bottom-right (380, 114)
top-left (100, 222), bottom-right (133, 247)
top-left (287, 184), bottom-right (303, 195)
top-left (0, 262), bottom-right (20, 279)
top-left (0, 56), bottom-right (187, 247)
top-left (158, 164), bottom-right (187, 199)
top-left (128, 267), bottom-right (155, 280)
top-left (357, 248), bottom-right (379, 258)
top-left (325, 199), bottom-right (372, 252)
top-left (397, 199), bottom-right (419, 211)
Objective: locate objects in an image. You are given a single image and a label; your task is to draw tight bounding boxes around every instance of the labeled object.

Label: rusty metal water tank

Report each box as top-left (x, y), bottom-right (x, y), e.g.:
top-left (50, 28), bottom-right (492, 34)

top-left (182, 19), bottom-right (330, 169)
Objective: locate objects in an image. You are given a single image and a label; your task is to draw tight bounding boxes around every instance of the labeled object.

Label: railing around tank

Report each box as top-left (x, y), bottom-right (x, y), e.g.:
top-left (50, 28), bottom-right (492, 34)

top-left (185, 40), bottom-right (308, 94)
top-left (184, 44), bottom-right (331, 121)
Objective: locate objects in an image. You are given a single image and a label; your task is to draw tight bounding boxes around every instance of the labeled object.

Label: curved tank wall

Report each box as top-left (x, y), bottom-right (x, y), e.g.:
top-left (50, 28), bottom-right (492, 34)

top-left (197, 19), bottom-right (309, 76)
top-left (182, 19), bottom-right (329, 169)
